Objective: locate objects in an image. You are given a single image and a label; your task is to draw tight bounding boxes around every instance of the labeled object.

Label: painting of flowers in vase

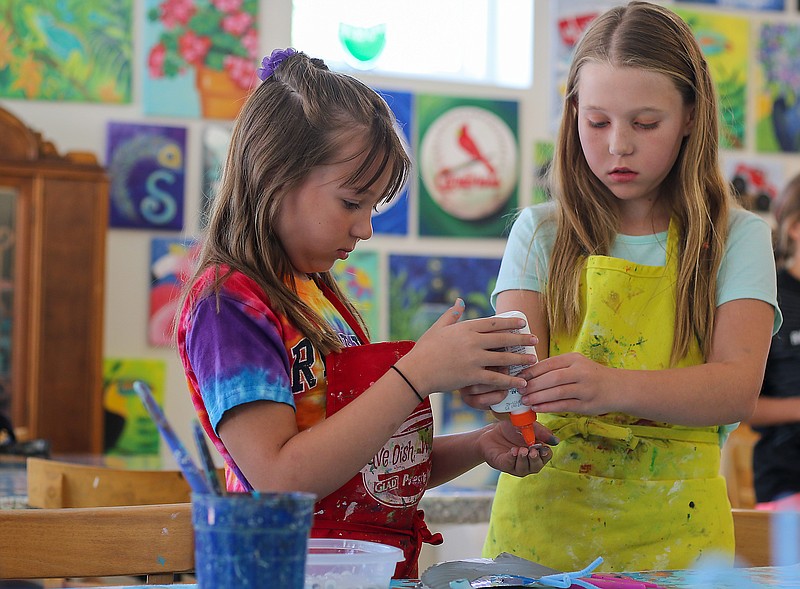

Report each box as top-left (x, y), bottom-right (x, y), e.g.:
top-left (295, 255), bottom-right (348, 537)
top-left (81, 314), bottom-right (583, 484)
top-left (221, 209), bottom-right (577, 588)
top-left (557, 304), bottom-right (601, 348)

top-left (757, 22), bottom-right (800, 153)
top-left (143, 0), bottom-right (259, 119)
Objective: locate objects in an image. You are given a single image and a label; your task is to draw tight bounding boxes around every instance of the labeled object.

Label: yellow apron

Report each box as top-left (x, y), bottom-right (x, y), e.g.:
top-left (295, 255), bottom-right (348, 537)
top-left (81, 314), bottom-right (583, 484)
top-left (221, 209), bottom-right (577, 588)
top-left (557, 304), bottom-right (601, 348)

top-left (484, 221), bottom-right (734, 572)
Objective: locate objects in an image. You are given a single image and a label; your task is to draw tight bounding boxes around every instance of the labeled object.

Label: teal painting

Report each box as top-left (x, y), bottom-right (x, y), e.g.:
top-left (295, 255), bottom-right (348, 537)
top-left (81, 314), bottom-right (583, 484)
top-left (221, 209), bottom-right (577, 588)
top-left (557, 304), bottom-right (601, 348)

top-left (0, 1), bottom-right (132, 102)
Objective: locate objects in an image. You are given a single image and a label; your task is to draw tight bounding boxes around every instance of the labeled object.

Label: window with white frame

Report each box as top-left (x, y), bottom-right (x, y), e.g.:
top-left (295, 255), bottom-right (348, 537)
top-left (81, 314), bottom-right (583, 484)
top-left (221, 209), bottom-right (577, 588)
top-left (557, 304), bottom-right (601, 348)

top-left (291, 0), bottom-right (533, 88)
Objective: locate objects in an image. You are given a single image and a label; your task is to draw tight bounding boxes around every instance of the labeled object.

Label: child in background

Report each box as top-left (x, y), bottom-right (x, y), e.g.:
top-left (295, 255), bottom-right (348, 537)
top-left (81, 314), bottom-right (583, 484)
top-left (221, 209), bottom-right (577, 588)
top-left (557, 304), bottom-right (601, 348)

top-left (749, 173), bottom-right (800, 511)
top-left (176, 48), bottom-right (555, 579)
top-left (460, 1), bottom-right (780, 572)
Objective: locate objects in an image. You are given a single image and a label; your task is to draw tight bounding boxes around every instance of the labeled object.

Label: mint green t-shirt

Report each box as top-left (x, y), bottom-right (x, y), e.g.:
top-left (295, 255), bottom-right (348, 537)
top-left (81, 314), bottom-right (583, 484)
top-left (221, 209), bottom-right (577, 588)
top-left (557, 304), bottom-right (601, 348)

top-left (493, 202), bottom-right (781, 334)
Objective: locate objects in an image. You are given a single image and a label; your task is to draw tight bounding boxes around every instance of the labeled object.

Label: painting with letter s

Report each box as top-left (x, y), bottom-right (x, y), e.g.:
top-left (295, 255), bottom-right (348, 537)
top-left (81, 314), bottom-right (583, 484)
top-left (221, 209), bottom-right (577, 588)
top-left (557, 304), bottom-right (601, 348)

top-left (106, 122), bottom-right (187, 230)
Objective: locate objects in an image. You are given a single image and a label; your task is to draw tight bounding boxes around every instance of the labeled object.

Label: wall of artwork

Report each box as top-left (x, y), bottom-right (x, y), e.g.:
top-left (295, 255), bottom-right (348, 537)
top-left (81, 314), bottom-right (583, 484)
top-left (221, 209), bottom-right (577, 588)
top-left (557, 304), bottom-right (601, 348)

top-left (1, 0), bottom-right (799, 473)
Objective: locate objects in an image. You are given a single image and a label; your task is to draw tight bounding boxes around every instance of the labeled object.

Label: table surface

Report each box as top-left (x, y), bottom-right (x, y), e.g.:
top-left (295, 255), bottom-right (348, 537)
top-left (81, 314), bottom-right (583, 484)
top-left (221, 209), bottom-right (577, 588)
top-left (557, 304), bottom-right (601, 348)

top-left (5, 458), bottom-right (800, 587)
top-left (37, 564), bottom-right (800, 588)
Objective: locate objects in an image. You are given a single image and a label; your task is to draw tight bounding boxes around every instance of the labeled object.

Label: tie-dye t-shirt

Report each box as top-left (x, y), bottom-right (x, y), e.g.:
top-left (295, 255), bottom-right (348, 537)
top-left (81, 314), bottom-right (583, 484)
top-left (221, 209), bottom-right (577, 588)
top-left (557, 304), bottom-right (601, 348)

top-left (177, 266), bottom-right (362, 492)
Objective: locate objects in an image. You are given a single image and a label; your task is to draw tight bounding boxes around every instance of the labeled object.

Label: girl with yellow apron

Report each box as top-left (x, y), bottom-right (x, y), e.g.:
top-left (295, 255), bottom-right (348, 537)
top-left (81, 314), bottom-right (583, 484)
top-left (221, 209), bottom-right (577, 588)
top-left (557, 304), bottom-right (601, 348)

top-left (484, 221), bottom-right (735, 572)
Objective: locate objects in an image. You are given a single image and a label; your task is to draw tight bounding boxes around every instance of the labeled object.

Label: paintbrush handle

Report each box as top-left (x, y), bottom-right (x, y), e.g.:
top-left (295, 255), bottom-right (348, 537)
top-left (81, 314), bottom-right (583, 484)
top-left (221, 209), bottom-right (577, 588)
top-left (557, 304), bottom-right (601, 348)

top-left (133, 380), bottom-right (211, 495)
top-left (192, 419), bottom-right (224, 495)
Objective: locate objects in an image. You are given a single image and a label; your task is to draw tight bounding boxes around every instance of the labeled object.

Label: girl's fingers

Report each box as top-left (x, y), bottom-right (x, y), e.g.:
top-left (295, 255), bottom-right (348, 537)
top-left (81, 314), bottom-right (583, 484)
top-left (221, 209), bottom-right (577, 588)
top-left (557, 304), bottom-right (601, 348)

top-left (469, 314), bottom-right (528, 335)
top-left (429, 298), bottom-right (466, 329)
top-left (508, 446), bottom-right (549, 475)
top-left (533, 422), bottom-right (559, 446)
top-left (469, 389), bottom-right (510, 408)
top-left (483, 348), bottom-right (538, 369)
top-left (478, 367), bottom-right (528, 390)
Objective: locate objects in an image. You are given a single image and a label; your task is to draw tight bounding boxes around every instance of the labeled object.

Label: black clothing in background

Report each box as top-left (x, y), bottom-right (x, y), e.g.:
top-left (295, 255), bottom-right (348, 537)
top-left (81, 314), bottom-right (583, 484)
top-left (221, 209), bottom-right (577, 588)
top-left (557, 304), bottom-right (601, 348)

top-left (753, 268), bottom-right (800, 503)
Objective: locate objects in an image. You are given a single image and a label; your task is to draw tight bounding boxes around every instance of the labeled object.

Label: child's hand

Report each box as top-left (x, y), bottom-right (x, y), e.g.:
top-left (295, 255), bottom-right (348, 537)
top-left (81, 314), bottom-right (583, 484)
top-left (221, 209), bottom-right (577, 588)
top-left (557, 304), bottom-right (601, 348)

top-left (477, 420), bottom-right (556, 477)
top-left (394, 300), bottom-right (536, 397)
top-left (458, 383), bottom-right (509, 408)
top-left (458, 362), bottom-right (538, 410)
top-left (521, 352), bottom-right (617, 415)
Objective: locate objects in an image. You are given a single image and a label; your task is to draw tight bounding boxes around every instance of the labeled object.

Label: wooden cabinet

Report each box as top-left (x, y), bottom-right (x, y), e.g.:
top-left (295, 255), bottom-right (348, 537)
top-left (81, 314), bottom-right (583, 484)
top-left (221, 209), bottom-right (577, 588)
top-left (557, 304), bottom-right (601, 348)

top-left (0, 105), bottom-right (107, 453)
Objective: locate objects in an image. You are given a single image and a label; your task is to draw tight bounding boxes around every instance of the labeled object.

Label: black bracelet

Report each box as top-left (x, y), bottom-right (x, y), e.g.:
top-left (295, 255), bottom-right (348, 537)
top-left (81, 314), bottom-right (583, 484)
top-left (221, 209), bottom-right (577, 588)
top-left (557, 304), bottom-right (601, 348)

top-left (390, 365), bottom-right (424, 403)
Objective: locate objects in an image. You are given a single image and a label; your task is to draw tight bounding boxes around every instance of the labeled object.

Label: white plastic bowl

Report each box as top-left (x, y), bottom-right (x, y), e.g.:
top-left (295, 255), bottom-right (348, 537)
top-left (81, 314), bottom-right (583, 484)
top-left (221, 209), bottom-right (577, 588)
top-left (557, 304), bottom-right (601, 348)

top-left (304, 538), bottom-right (404, 589)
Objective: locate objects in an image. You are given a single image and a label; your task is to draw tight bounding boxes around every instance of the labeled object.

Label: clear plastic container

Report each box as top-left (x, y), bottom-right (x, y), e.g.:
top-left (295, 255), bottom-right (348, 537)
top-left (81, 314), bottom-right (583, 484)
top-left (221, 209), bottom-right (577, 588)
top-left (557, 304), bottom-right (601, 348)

top-left (304, 538), bottom-right (404, 589)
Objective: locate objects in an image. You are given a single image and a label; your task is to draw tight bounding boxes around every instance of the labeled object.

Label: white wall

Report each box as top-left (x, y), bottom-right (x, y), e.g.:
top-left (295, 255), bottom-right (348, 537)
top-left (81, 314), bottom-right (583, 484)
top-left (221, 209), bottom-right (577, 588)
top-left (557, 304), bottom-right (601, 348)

top-left (3, 1), bottom-right (799, 467)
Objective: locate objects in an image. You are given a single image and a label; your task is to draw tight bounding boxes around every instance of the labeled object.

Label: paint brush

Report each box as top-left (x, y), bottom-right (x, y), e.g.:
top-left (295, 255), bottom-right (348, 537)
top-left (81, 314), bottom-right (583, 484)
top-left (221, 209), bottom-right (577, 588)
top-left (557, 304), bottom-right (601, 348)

top-left (133, 380), bottom-right (211, 495)
top-left (192, 419), bottom-right (224, 496)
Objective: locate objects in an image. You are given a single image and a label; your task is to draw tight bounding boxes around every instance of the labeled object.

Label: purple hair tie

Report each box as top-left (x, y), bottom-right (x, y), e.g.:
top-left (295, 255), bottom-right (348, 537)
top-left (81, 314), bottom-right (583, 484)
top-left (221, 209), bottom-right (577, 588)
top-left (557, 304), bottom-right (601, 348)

top-left (257, 48), bottom-right (298, 81)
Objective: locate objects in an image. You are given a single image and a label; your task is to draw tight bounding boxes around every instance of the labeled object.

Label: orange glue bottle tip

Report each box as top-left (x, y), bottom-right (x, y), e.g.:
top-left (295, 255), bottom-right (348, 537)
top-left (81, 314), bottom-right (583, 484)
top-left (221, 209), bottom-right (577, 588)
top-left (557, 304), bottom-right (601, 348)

top-left (509, 409), bottom-right (538, 447)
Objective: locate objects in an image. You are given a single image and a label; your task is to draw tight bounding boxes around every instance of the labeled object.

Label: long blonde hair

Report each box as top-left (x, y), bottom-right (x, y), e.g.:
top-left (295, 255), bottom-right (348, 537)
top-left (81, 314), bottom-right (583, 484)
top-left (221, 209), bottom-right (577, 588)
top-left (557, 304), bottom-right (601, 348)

top-left (180, 50), bottom-right (410, 355)
top-left (548, 1), bottom-right (732, 365)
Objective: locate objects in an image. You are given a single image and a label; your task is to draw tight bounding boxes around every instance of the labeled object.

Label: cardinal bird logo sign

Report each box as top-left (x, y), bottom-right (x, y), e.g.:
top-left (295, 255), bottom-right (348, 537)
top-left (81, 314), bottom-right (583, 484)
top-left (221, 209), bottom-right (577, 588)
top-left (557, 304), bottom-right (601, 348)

top-left (417, 97), bottom-right (519, 237)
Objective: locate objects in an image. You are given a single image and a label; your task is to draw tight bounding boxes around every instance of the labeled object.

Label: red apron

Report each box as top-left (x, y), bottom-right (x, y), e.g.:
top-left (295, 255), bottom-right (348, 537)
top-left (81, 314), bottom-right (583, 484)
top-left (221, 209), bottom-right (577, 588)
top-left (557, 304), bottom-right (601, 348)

top-left (312, 287), bottom-right (443, 578)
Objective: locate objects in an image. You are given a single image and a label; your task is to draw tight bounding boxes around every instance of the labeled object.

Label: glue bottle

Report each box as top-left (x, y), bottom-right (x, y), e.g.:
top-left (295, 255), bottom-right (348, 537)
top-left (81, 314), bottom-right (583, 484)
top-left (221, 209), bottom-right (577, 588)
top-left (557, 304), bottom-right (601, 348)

top-left (491, 310), bottom-right (539, 447)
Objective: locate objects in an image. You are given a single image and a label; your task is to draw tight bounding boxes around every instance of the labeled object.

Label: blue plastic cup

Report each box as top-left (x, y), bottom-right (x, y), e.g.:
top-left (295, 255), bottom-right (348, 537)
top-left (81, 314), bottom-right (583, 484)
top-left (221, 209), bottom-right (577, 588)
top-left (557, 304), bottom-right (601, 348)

top-left (192, 491), bottom-right (316, 589)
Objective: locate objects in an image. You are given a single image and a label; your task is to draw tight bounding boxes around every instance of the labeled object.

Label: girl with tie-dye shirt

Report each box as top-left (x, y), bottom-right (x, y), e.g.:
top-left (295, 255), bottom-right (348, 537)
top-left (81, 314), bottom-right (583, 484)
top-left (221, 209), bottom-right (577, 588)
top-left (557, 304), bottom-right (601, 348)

top-left (176, 49), bottom-right (556, 579)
